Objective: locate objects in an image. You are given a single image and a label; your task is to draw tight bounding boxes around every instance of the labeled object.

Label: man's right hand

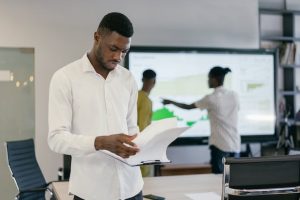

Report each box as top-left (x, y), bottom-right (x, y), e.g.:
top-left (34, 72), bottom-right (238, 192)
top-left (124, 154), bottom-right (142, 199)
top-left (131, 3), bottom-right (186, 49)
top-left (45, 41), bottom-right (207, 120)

top-left (94, 134), bottom-right (139, 158)
top-left (162, 99), bottom-right (173, 105)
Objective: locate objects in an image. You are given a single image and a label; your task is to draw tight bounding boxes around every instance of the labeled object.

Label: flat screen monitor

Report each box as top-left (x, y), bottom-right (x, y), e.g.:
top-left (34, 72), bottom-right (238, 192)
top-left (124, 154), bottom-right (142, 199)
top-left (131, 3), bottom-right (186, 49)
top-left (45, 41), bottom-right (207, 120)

top-left (125, 46), bottom-right (277, 145)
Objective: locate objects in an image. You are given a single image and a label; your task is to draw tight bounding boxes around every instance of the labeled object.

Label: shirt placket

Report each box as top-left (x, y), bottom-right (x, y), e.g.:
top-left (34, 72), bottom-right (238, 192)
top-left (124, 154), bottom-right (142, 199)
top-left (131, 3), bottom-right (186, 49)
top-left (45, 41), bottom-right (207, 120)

top-left (104, 81), bottom-right (112, 131)
top-left (104, 74), bottom-right (125, 199)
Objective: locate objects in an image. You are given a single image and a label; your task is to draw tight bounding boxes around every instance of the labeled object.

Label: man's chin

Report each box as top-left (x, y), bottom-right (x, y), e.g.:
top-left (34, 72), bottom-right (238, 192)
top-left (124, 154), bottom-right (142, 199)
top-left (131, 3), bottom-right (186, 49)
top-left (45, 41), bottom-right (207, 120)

top-left (105, 64), bottom-right (118, 71)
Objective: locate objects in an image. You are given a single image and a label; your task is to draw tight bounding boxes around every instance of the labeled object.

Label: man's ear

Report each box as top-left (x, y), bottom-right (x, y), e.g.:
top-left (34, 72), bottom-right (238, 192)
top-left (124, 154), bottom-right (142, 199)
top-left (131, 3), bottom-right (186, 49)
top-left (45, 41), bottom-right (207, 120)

top-left (94, 32), bottom-right (101, 42)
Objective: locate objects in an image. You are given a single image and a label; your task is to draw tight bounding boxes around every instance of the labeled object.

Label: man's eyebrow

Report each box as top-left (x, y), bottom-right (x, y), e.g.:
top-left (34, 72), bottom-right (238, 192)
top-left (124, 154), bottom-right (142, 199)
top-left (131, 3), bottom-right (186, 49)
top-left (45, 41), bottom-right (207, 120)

top-left (111, 45), bottom-right (129, 52)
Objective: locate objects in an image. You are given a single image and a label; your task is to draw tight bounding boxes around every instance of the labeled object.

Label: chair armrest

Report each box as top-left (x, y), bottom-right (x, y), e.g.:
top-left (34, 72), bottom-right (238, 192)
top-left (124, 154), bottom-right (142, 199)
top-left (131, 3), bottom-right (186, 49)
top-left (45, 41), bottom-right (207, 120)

top-left (17, 184), bottom-right (53, 197)
top-left (19, 187), bottom-right (48, 193)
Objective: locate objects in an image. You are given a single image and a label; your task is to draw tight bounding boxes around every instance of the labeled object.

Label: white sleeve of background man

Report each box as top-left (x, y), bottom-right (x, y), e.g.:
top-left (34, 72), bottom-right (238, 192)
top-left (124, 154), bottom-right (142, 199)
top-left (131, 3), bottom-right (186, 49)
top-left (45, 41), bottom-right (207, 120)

top-left (194, 95), bottom-right (210, 110)
top-left (48, 71), bottom-right (96, 156)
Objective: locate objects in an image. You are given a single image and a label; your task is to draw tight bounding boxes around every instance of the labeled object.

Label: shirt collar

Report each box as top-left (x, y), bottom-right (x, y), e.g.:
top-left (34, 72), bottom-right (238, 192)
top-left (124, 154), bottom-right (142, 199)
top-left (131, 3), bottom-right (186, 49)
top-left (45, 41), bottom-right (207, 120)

top-left (81, 53), bottom-right (96, 73)
top-left (81, 53), bottom-right (121, 77)
top-left (214, 86), bottom-right (224, 92)
top-left (139, 90), bottom-right (149, 96)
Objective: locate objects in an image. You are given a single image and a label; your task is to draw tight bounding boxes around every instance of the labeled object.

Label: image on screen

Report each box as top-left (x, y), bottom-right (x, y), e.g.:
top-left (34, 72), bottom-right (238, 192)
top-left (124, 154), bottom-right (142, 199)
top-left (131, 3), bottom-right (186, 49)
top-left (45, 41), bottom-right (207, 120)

top-left (127, 48), bottom-right (276, 138)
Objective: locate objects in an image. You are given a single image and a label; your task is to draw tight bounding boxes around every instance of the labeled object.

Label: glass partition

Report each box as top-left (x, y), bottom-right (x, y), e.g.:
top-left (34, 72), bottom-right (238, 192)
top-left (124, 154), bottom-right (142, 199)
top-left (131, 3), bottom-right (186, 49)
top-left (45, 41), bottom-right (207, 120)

top-left (0, 47), bottom-right (34, 198)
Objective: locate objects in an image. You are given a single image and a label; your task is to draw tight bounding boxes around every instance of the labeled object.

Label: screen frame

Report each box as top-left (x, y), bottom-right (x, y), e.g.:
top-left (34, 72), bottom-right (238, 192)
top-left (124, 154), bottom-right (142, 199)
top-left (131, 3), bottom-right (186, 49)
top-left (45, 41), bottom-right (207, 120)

top-left (125, 46), bottom-right (278, 145)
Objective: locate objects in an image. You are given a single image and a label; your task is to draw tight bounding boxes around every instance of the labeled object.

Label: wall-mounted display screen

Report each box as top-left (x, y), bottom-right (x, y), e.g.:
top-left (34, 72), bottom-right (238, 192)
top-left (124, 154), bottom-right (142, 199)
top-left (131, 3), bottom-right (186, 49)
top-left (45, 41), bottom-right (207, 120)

top-left (126, 47), bottom-right (277, 144)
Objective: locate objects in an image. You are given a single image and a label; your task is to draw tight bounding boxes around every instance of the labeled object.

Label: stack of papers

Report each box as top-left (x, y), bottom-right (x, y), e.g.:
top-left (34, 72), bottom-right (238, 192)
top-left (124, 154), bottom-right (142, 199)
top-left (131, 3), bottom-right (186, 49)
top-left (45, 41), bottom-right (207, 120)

top-left (101, 118), bottom-right (189, 166)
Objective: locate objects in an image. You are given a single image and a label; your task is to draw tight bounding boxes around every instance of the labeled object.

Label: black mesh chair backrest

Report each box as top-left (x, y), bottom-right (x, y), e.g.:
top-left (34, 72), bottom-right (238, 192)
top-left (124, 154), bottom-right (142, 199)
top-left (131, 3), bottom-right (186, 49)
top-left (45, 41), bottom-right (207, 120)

top-left (6, 139), bottom-right (47, 200)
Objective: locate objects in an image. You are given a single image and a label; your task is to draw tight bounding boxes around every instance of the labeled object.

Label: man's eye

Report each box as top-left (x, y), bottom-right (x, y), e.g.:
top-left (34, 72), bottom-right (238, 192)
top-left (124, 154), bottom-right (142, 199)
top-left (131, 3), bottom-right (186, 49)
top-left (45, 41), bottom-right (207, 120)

top-left (110, 48), bottom-right (117, 52)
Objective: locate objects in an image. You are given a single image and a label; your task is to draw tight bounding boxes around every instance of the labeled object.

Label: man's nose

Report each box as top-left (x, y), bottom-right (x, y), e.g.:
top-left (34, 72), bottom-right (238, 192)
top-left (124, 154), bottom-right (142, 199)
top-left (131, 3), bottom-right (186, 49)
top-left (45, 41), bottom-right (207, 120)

top-left (113, 52), bottom-right (122, 61)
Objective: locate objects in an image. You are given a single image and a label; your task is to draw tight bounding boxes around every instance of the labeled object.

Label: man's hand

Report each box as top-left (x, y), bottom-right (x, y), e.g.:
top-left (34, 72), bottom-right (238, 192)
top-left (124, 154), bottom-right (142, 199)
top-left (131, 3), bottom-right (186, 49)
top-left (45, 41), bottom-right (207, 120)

top-left (162, 99), bottom-right (173, 105)
top-left (94, 134), bottom-right (139, 158)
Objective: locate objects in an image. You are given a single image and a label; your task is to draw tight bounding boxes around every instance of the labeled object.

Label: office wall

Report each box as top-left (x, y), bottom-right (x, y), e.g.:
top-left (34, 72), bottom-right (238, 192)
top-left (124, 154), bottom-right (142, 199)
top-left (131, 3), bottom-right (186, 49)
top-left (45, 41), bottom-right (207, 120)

top-left (0, 0), bottom-right (259, 198)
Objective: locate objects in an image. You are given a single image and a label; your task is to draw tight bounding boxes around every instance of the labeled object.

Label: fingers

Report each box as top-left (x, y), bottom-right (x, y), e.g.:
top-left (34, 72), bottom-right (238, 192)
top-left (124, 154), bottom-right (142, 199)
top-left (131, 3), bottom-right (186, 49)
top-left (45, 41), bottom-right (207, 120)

top-left (129, 134), bottom-right (137, 140)
top-left (118, 146), bottom-right (139, 158)
top-left (115, 134), bottom-right (139, 158)
top-left (119, 134), bottom-right (138, 148)
top-left (116, 143), bottom-right (139, 158)
top-left (100, 134), bottom-right (140, 158)
top-left (162, 99), bottom-right (171, 105)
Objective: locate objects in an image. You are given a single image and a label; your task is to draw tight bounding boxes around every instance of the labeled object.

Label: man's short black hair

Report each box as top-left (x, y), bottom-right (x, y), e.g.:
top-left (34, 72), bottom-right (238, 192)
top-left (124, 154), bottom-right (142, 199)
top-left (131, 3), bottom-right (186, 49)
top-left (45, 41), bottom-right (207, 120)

top-left (98, 12), bottom-right (134, 37)
top-left (142, 69), bottom-right (156, 80)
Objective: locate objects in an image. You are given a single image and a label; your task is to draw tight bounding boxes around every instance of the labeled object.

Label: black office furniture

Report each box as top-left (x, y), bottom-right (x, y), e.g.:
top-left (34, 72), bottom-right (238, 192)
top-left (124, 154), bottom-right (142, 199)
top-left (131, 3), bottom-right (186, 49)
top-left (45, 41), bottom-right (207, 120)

top-left (5, 138), bottom-right (53, 200)
top-left (222, 155), bottom-right (300, 200)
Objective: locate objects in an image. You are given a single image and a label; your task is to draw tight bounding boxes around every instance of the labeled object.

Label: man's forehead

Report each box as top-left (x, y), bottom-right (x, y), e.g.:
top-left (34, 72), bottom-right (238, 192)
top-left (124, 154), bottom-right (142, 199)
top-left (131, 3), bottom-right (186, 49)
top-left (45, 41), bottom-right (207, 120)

top-left (104, 33), bottom-right (131, 49)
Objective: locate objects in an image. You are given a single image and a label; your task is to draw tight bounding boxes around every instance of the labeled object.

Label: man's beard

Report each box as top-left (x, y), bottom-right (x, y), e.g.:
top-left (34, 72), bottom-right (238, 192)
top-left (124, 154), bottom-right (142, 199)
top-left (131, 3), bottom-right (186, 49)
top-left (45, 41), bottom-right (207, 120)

top-left (95, 48), bottom-right (110, 70)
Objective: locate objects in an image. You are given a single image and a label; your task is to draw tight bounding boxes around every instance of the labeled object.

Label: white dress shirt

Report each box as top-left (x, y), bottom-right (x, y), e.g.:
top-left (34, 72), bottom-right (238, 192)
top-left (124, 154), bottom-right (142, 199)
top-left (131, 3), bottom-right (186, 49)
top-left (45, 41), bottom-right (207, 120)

top-left (195, 86), bottom-right (240, 153)
top-left (48, 54), bottom-right (143, 200)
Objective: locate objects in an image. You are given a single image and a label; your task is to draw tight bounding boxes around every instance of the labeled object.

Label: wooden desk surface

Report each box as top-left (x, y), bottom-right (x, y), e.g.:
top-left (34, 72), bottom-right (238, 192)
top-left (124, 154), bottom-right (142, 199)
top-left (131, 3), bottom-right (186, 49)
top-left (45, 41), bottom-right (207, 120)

top-left (52, 181), bottom-right (72, 200)
top-left (52, 174), bottom-right (222, 200)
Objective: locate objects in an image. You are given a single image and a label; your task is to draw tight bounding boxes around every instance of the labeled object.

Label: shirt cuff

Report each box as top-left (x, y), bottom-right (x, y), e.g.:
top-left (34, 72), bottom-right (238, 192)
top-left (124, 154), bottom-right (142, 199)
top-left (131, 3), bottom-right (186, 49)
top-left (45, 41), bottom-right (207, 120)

top-left (82, 136), bottom-right (97, 153)
top-left (128, 127), bottom-right (140, 135)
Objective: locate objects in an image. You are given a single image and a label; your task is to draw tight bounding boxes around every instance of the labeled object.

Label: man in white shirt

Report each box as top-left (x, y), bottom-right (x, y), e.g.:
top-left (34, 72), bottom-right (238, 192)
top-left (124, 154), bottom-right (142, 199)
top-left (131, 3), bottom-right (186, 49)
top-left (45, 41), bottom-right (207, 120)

top-left (48, 12), bottom-right (143, 200)
top-left (162, 66), bottom-right (240, 174)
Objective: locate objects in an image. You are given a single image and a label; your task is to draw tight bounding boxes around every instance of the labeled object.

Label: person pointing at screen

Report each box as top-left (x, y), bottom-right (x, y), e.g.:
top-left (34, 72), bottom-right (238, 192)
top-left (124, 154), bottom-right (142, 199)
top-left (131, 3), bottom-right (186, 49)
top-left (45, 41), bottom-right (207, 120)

top-left (162, 66), bottom-right (240, 174)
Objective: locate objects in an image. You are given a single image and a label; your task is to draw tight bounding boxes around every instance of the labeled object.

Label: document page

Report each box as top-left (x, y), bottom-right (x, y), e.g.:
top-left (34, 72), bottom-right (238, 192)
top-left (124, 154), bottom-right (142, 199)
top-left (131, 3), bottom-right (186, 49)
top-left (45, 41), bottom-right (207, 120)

top-left (185, 192), bottom-right (220, 200)
top-left (101, 118), bottom-right (189, 166)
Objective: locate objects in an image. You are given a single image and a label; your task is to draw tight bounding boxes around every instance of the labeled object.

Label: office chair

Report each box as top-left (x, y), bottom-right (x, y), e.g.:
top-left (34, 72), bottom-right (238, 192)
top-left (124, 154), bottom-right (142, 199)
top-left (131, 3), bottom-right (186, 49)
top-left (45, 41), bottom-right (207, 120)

top-left (222, 155), bottom-right (300, 200)
top-left (5, 138), bottom-right (53, 200)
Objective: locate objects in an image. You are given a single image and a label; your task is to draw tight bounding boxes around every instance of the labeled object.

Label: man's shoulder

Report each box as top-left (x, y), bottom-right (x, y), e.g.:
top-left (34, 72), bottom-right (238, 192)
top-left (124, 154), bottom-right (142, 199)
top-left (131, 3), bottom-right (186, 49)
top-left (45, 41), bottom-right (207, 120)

top-left (61, 58), bottom-right (82, 73)
top-left (54, 58), bottom-right (82, 77)
top-left (138, 90), bottom-right (151, 100)
top-left (51, 58), bottom-right (83, 84)
top-left (220, 87), bottom-right (237, 95)
top-left (138, 90), bottom-right (145, 100)
top-left (223, 89), bottom-right (239, 102)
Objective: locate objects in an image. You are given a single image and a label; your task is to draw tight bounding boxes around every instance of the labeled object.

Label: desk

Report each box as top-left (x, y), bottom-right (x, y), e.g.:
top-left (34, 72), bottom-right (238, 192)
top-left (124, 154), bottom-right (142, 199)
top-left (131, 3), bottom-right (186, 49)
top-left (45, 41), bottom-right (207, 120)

top-left (52, 174), bottom-right (222, 200)
top-left (159, 164), bottom-right (212, 176)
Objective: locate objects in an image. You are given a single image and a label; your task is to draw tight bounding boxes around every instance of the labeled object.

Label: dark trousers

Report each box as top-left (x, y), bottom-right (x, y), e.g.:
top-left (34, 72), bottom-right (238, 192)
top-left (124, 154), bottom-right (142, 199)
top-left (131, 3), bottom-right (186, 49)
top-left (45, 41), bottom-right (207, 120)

top-left (73, 191), bottom-right (143, 200)
top-left (210, 145), bottom-right (239, 174)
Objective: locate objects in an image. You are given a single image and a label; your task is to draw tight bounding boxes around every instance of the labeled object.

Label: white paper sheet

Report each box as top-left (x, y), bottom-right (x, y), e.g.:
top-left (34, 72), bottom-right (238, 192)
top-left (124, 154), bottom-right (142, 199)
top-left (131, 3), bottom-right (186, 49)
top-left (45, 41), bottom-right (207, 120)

top-left (101, 118), bottom-right (189, 166)
top-left (185, 192), bottom-right (221, 200)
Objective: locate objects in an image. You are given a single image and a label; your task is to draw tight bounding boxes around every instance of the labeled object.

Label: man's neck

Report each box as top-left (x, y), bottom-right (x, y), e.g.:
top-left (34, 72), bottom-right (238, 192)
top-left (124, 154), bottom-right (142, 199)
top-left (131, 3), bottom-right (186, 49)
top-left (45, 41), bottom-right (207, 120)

top-left (214, 85), bottom-right (223, 89)
top-left (141, 87), bottom-right (150, 95)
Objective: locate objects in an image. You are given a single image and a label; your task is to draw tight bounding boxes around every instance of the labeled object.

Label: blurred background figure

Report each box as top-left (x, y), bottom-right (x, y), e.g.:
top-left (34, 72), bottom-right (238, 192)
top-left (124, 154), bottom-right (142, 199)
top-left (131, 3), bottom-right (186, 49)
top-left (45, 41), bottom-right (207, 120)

top-left (163, 66), bottom-right (240, 174)
top-left (137, 69), bottom-right (156, 176)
